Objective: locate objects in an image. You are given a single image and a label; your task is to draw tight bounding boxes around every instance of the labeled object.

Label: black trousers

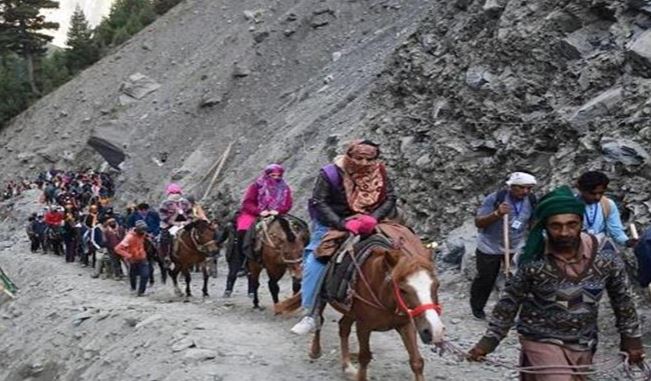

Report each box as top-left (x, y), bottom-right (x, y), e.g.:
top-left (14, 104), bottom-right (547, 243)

top-left (469, 250), bottom-right (503, 312)
top-left (225, 230), bottom-right (247, 292)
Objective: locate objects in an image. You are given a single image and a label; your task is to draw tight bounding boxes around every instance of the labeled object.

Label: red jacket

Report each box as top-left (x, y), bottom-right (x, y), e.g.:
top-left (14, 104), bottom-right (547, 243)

top-left (44, 211), bottom-right (64, 226)
top-left (114, 230), bottom-right (146, 263)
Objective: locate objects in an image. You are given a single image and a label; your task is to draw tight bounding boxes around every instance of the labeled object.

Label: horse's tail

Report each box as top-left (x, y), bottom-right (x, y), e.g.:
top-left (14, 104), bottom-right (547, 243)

top-left (276, 217), bottom-right (296, 243)
top-left (274, 292), bottom-right (302, 315)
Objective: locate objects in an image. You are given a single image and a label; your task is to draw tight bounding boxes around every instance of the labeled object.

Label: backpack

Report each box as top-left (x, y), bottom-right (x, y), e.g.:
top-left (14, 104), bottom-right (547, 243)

top-left (307, 164), bottom-right (342, 221)
top-left (493, 189), bottom-right (538, 216)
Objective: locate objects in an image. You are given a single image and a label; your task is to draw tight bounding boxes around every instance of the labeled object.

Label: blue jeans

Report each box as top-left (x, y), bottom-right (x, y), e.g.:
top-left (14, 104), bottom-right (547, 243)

top-left (130, 261), bottom-right (150, 294)
top-left (301, 221), bottom-right (329, 310)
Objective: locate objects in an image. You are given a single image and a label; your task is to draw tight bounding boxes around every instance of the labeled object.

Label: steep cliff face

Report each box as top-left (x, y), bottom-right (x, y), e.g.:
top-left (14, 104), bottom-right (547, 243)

top-left (3, 0), bottom-right (651, 240)
top-left (362, 0), bottom-right (651, 236)
top-left (0, 0), bottom-right (432, 219)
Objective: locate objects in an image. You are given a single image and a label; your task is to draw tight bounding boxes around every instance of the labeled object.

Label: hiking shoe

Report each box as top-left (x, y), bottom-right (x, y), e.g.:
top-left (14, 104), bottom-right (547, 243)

top-left (472, 308), bottom-right (486, 320)
top-left (290, 316), bottom-right (316, 335)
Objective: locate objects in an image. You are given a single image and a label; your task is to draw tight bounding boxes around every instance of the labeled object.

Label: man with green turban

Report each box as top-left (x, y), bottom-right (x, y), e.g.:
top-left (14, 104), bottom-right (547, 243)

top-left (468, 186), bottom-right (645, 380)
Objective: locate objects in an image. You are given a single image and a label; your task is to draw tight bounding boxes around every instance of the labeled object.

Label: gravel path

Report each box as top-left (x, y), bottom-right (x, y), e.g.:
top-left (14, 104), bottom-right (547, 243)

top-left (0, 237), bottom-right (648, 380)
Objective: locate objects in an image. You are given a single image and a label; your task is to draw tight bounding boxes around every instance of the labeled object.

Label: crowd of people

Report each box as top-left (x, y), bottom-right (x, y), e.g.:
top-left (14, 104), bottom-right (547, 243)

top-left (10, 140), bottom-right (651, 380)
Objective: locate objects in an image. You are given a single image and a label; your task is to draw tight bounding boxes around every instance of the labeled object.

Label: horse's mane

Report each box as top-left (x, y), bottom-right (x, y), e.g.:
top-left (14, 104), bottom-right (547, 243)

top-left (184, 219), bottom-right (209, 232)
top-left (389, 251), bottom-right (434, 283)
top-left (275, 216), bottom-right (296, 243)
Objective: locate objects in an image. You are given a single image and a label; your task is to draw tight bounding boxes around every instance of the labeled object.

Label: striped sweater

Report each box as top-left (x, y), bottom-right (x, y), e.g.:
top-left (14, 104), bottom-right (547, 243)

top-left (477, 241), bottom-right (642, 353)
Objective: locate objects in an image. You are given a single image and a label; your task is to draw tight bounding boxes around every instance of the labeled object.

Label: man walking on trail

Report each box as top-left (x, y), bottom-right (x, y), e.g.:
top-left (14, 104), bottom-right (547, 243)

top-left (468, 186), bottom-right (645, 380)
top-left (470, 172), bottom-right (537, 320)
top-left (576, 171), bottom-right (636, 248)
top-left (114, 220), bottom-right (150, 296)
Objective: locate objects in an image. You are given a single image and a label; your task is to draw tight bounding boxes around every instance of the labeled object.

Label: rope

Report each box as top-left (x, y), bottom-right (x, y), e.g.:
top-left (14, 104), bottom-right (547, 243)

top-left (433, 340), bottom-right (651, 380)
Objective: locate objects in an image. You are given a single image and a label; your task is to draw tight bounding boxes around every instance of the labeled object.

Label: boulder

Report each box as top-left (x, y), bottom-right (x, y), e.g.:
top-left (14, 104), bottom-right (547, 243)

top-left (183, 348), bottom-right (217, 361)
top-left (600, 137), bottom-right (650, 166)
top-left (569, 87), bottom-right (623, 126)
top-left (465, 66), bottom-right (493, 90)
top-left (628, 30), bottom-right (651, 77)
top-left (119, 73), bottom-right (161, 100)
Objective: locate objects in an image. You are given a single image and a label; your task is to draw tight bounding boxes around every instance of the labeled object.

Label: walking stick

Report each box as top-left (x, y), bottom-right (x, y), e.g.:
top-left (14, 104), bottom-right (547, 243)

top-left (503, 214), bottom-right (510, 278)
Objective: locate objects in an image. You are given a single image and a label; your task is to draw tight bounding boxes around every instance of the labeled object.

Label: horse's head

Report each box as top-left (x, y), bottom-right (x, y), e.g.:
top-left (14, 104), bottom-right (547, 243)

top-left (263, 217), bottom-right (306, 278)
top-left (386, 249), bottom-right (445, 345)
top-left (187, 220), bottom-right (219, 254)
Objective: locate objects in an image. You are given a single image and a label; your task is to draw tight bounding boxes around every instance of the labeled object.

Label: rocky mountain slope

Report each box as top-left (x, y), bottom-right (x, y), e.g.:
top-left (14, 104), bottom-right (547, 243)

top-left (2, 0), bottom-right (651, 239)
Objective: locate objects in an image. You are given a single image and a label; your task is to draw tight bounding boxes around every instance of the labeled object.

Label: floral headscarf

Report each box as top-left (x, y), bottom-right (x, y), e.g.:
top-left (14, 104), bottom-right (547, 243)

top-left (256, 164), bottom-right (290, 212)
top-left (342, 140), bottom-right (386, 214)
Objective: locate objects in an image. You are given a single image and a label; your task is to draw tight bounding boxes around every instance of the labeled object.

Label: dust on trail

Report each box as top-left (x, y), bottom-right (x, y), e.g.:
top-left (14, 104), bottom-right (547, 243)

top-left (0, 236), bottom-right (646, 381)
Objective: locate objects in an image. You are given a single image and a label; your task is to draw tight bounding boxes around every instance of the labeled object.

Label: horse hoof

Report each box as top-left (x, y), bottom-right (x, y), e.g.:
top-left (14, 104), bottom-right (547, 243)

top-left (309, 350), bottom-right (322, 360)
top-left (343, 364), bottom-right (358, 378)
top-left (252, 305), bottom-right (265, 311)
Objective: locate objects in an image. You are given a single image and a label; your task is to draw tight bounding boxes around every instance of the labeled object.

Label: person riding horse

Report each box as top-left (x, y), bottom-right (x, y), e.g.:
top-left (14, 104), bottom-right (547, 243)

top-left (158, 183), bottom-right (193, 264)
top-left (223, 164), bottom-right (293, 298)
top-left (291, 139), bottom-right (397, 335)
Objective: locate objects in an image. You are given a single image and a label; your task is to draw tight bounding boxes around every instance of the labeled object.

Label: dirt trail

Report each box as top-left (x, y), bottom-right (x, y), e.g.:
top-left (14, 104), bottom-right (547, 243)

top-left (0, 235), bottom-right (646, 380)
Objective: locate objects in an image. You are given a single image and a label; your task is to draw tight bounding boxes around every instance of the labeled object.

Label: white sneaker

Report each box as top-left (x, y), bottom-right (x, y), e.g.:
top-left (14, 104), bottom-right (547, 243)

top-left (290, 316), bottom-right (316, 335)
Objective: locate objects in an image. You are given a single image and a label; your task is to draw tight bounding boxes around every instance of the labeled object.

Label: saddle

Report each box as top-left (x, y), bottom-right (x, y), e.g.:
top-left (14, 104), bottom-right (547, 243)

top-left (246, 215), bottom-right (309, 263)
top-left (323, 234), bottom-right (395, 309)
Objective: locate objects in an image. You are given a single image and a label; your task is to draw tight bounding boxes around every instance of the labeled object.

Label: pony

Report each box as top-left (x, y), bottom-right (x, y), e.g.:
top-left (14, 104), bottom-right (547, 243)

top-left (168, 220), bottom-right (219, 297)
top-left (277, 238), bottom-right (445, 381)
top-left (246, 215), bottom-right (309, 309)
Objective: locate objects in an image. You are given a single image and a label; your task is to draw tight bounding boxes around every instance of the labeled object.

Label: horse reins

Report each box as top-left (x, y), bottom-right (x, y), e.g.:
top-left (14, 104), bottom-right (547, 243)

top-left (346, 240), bottom-right (442, 319)
top-left (177, 226), bottom-right (217, 256)
top-left (260, 218), bottom-right (303, 265)
top-left (435, 340), bottom-right (651, 380)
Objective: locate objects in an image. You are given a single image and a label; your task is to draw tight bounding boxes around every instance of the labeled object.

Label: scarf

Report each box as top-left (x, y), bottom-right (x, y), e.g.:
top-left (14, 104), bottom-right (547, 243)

top-left (519, 186), bottom-right (585, 265)
top-left (342, 141), bottom-right (386, 214)
top-left (255, 166), bottom-right (290, 212)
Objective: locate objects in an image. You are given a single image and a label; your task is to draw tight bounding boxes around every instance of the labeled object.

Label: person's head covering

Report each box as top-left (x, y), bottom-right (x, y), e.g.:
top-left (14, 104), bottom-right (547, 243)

top-left (341, 140), bottom-right (386, 214)
top-left (519, 186), bottom-right (585, 265)
top-left (186, 194), bottom-right (196, 204)
top-left (264, 164), bottom-right (284, 176)
top-left (166, 183), bottom-right (183, 195)
top-left (254, 164), bottom-right (290, 212)
top-left (506, 172), bottom-right (537, 186)
top-left (134, 220), bottom-right (148, 233)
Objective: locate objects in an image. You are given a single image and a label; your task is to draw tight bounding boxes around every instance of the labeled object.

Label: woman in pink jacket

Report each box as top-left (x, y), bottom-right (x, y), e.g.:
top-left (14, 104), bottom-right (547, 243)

top-left (224, 164), bottom-right (293, 297)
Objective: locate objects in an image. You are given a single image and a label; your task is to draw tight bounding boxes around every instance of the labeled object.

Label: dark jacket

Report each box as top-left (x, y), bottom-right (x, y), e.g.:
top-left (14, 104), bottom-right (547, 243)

top-left (127, 211), bottom-right (161, 236)
top-left (310, 166), bottom-right (397, 229)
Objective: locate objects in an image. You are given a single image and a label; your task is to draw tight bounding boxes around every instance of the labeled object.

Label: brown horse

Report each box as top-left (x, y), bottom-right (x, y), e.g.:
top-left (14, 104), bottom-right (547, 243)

top-left (168, 219), bottom-right (219, 297)
top-left (247, 215), bottom-right (309, 308)
top-left (277, 240), bottom-right (445, 381)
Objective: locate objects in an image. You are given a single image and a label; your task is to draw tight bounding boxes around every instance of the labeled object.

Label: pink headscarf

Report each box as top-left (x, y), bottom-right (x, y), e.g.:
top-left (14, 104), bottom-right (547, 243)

top-left (255, 164), bottom-right (289, 212)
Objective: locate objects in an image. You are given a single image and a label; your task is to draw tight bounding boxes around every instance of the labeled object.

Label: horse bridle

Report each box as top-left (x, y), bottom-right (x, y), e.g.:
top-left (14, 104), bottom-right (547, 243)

top-left (347, 246), bottom-right (443, 319)
top-left (392, 278), bottom-right (442, 318)
top-left (260, 218), bottom-right (303, 265)
top-left (178, 225), bottom-right (217, 255)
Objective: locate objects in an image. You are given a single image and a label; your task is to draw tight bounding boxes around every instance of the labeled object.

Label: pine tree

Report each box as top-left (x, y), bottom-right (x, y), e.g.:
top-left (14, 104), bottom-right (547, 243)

top-left (65, 6), bottom-right (98, 73)
top-left (94, 0), bottom-right (156, 48)
top-left (0, 55), bottom-right (31, 126)
top-left (41, 50), bottom-right (69, 93)
top-left (153, 0), bottom-right (181, 15)
top-left (0, 0), bottom-right (60, 94)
